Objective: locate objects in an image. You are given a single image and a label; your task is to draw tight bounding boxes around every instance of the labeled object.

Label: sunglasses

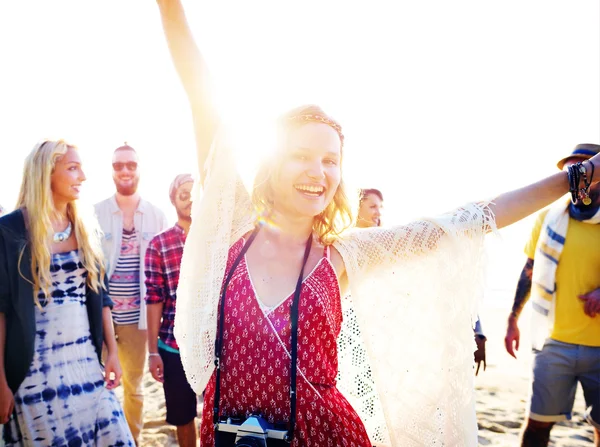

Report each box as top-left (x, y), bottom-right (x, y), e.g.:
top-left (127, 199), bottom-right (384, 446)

top-left (112, 162), bottom-right (138, 172)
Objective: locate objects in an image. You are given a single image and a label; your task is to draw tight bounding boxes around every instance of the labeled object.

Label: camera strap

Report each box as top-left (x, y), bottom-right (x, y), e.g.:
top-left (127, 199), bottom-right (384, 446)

top-left (285, 231), bottom-right (313, 443)
top-left (214, 225), bottom-right (261, 432)
top-left (213, 224), bottom-right (313, 445)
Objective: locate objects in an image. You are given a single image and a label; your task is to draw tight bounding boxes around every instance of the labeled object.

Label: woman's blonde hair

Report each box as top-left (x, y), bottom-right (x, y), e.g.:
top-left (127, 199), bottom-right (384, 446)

top-left (16, 140), bottom-right (106, 308)
top-left (252, 105), bottom-right (354, 244)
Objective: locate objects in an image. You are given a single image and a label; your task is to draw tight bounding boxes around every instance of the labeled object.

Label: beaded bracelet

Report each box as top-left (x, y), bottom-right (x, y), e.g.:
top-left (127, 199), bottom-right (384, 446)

top-left (580, 160), bottom-right (595, 187)
top-left (585, 161), bottom-right (595, 203)
top-left (575, 161), bottom-right (595, 205)
top-left (567, 164), bottom-right (580, 204)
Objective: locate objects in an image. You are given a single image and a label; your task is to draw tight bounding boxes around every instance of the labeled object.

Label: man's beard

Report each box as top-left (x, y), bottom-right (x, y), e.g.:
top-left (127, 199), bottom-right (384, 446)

top-left (115, 179), bottom-right (139, 196)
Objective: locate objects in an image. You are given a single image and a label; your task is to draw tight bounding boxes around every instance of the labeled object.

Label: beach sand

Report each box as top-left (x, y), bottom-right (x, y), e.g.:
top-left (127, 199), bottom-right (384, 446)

top-left (128, 301), bottom-right (596, 446)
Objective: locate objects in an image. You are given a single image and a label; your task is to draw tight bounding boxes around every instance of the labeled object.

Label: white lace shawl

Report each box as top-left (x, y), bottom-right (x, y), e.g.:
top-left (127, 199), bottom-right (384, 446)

top-left (175, 132), bottom-right (495, 446)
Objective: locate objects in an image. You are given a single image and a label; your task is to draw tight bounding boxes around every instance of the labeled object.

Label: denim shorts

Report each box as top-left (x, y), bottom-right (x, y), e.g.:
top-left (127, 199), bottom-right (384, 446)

top-left (529, 338), bottom-right (600, 428)
top-left (159, 347), bottom-right (198, 426)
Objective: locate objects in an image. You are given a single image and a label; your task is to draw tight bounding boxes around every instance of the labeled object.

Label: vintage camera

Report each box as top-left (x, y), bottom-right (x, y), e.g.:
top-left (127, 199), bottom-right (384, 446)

top-left (215, 414), bottom-right (290, 447)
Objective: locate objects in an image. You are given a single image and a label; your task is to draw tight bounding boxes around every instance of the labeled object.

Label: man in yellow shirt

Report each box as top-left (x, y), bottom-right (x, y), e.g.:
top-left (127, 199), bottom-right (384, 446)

top-left (505, 144), bottom-right (600, 446)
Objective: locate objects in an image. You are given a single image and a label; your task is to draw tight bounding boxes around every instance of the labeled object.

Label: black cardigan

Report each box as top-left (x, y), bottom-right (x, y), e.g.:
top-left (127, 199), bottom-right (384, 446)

top-left (0, 209), bottom-right (113, 393)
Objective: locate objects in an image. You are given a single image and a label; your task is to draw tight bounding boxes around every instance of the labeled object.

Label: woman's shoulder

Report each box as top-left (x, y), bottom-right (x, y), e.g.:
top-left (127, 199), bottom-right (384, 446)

top-left (227, 234), bottom-right (248, 260)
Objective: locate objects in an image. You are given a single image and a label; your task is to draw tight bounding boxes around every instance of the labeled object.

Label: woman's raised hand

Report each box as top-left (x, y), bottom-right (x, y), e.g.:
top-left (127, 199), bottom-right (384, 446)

top-left (156, 0), bottom-right (219, 180)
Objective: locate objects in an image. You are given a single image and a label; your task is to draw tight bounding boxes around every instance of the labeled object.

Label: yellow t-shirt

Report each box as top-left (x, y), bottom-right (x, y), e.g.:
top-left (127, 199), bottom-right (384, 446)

top-left (525, 209), bottom-right (600, 346)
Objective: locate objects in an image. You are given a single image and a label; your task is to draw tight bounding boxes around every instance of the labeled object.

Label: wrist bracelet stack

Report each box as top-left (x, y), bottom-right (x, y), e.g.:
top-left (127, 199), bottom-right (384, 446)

top-left (567, 161), bottom-right (595, 205)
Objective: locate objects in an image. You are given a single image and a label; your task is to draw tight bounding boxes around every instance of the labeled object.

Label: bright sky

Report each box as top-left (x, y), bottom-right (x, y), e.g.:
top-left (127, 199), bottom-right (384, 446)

top-left (1, 1), bottom-right (599, 297)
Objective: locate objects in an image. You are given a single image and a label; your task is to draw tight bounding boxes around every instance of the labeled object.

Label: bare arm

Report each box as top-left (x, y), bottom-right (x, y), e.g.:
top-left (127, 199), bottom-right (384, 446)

top-left (510, 257), bottom-right (534, 321)
top-left (504, 257), bottom-right (534, 358)
top-left (144, 239), bottom-right (167, 382)
top-left (101, 306), bottom-right (122, 389)
top-left (491, 156), bottom-right (598, 229)
top-left (102, 307), bottom-right (118, 356)
top-left (156, 0), bottom-right (219, 178)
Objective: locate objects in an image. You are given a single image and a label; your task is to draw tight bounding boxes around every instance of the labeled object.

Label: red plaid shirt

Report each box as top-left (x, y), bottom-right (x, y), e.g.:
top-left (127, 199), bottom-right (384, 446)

top-left (144, 224), bottom-right (186, 351)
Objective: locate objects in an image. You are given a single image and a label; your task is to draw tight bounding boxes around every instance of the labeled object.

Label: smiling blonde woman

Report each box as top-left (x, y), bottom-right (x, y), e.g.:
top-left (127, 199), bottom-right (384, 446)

top-left (155, 1), bottom-right (600, 445)
top-left (0, 140), bottom-right (134, 446)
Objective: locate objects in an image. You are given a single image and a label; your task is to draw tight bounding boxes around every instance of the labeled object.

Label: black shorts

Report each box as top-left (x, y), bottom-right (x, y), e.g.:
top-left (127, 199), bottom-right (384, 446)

top-left (159, 347), bottom-right (198, 426)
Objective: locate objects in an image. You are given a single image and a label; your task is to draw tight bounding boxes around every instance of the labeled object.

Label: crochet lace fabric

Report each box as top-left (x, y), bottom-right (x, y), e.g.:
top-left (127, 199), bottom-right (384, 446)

top-left (175, 131), bottom-right (494, 446)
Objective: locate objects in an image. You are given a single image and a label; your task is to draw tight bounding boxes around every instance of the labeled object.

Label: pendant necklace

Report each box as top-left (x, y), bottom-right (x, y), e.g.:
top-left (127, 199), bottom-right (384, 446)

top-left (53, 221), bottom-right (72, 243)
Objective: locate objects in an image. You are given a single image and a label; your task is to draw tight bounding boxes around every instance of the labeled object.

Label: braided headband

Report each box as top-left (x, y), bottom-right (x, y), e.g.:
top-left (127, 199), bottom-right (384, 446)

top-left (286, 114), bottom-right (345, 147)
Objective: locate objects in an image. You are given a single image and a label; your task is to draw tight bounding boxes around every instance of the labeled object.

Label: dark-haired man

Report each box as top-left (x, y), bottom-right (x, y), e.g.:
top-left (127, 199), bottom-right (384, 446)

top-left (145, 174), bottom-right (197, 447)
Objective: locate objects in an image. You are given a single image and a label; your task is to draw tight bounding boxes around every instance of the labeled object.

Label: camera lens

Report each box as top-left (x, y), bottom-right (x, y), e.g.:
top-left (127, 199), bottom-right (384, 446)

top-left (234, 436), bottom-right (265, 447)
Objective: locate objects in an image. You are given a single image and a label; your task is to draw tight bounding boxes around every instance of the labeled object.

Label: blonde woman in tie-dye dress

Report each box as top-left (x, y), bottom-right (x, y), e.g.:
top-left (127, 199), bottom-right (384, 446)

top-left (0, 140), bottom-right (134, 446)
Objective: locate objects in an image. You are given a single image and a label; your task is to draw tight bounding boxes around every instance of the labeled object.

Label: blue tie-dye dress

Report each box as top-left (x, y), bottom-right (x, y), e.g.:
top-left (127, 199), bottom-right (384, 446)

top-left (3, 250), bottom-right (134, 446)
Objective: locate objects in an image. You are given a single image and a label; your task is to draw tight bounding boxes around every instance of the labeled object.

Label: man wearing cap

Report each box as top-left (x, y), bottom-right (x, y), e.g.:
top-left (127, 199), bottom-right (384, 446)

top-left (145, 174), bottom-right (197, 447)
top-left (95, 144), bottom-right (168, 444)
top-left (504, 143), bottom-right (600, 446)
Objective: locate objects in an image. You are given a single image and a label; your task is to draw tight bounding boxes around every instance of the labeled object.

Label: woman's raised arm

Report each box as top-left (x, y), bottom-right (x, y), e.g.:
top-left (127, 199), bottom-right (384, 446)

top-left (156, 0), bottom-right (219, 178)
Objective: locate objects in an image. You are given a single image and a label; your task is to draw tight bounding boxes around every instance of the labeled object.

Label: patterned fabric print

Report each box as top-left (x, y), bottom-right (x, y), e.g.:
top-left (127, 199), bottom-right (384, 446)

top-left (200, 239), bottom-right (371, 447)
top-left (110, 229), bottom-right (141, 325)
top-left (144, 224), bottom-right (186, 351)
top-left (3, 250), bottom-right (134, 447)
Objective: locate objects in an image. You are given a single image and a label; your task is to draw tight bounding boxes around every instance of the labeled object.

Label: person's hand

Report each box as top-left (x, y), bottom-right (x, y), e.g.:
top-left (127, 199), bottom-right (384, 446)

top-left (149, 354), bottom-right (164, 383)
top-left (579, 288), bottom-right (600, 318)
top-left (504, 317), bottom-right (520, 359)
top-left (474, 335), bottom-right (486, 376)
top-left (104, 352), bottom-right (122, 390)
top-left (0, 381), bottom-right (15, 424)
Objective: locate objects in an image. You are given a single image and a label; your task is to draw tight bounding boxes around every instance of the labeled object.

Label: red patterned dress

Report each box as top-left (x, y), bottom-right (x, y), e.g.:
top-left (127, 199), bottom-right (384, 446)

top-left (200, 238), bottom-right (372, 447)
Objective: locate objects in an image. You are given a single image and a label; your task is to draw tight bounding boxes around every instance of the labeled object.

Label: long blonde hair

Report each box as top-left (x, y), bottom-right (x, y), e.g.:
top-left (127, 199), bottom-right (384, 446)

top-left (252, 105), bottom-right (354, 244)
top-left (16, 140), bottom-right (106, 308)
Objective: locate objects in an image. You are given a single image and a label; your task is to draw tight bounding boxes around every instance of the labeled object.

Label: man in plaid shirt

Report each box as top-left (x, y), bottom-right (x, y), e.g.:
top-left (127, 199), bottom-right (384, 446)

top-left (144, 173), bottom-right (197, 447)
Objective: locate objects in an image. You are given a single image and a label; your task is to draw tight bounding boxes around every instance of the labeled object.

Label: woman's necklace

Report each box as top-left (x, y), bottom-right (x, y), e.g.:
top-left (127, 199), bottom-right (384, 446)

top-left (53, 221), bottom-right (72, 243)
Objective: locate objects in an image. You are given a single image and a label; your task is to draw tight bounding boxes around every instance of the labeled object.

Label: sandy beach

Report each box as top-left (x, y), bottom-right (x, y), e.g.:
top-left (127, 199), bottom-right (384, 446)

top-left (126, 297), bottom-right (596, 447)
